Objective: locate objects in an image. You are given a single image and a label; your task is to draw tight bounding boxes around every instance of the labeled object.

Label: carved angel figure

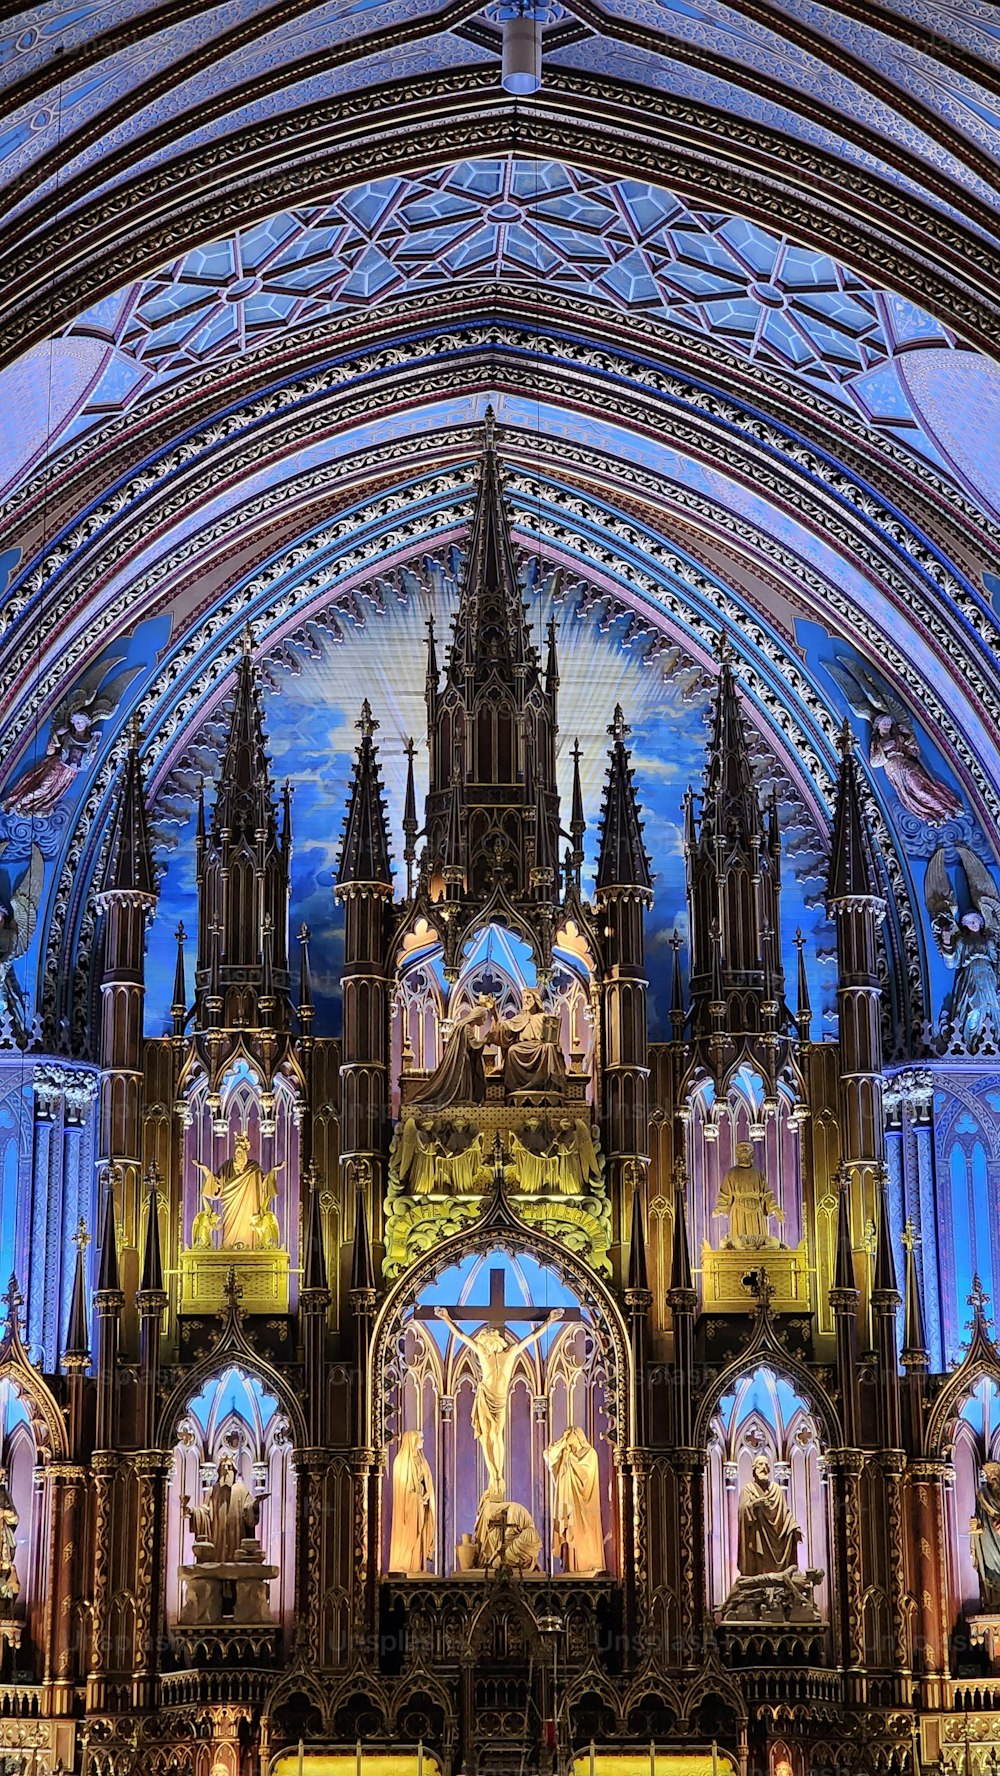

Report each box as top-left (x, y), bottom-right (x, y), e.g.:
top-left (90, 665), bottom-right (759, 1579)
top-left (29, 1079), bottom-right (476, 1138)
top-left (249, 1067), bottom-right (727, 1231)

top-left (925, 845), bottom-right (1000, 1054)
top-left (824, 652), bottom-right (961, 824)
top-left (0, 845), bottom-right (43, 1045)
top-left (4, 656), bottom-right (143, 817)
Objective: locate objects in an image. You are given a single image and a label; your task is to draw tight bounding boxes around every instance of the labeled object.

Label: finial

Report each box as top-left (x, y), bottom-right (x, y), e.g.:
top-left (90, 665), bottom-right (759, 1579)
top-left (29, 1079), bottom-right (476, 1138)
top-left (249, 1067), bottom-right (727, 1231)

top-left (902, 1217), bottom-right (919, 1254)
top-left (145, 1158), bottom-right (161, 1191)
top-left (221, 1266), bottom-right (245, 1319)
top-left (2, 1275), bottom-right (23, 1337)
top-left (357, 699), bottom-right (378, 741)
top-left (128, 709), bottom-right (142, 749)
top-left (175, 922), bottom-right (185, 946)
top-left (742, 1265), bottom-right (775, 1315)
top-left (73, 1218), bottom-right (90, 1256)
top-left (838, 716), bottom-right (853, 759)
top-left (608, 704), bottom-right (629, 742)
top-left (299, 922), bottom-right (310, 946)
top-left (969, 1272), bottom-right (991, 1321)
top-left (714, 627), bottom-right (734, 665)
top-left (404, 736), bottom-right (415, 764)
top-left (241, 623), bottom-right (254, 658)
top-left (484, 403), bottom-right (496, 448)
top-left (571, 737), bottom-right (582, 769)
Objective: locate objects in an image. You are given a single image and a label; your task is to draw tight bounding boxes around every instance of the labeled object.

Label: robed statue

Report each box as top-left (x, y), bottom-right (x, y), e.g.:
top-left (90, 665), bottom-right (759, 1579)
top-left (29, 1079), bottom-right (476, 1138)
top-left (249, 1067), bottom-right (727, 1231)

top-left (388, 1430), bottom-right (436, 1575)
top-left (0, 1471), bottom-right (19, 1608)
top-left (194, 1133), bottom-right (281, 1251)
top-left (437, 1307), bottom-right (562, 1491)
top-left (737, 1455), bottom-right (802, 1576)
top-left (713, 1143), bottom-right (784, 1250)
top-left (183, 1452), bottom-right (261, 1562)
top-left (544, 1425), bottom-right (605, 1572)
top-left (972, 1461), bottom-right (1000, 1608)
top-left (410, 999), bottom-right (495, 1108)
top-left (498, 987), bottom-right (567, 1101)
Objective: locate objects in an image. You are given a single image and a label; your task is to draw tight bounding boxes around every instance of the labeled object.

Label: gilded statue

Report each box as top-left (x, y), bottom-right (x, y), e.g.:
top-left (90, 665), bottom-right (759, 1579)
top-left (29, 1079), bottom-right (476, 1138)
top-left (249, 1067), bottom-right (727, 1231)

top-left (475, 1483), bottom-right (542, 1572)
top-left (395, 1115), bottom-right (485, 1196)
top-left (388, 1430), bottom-right (436, 1574)
top-left (0, 1471), bottom-right (19, 1607)
top-left (194, 1133), bottom-right (281, 1250)
top-left (971, 1461), bottom-right (1000, 1609)
top-left (544, 1425), bottom-right (605, 1572)
top-left (437, 1307), bottom-right (562, 1491)
top-left (510, 1117), bottom-right (601, 1195)
top-left (737, 1455), bottom-right (802, 1576)
top-left (182, 1451), bottom-right (262, 1562)
top-left (713, 1143), bottom-right (784, 1250)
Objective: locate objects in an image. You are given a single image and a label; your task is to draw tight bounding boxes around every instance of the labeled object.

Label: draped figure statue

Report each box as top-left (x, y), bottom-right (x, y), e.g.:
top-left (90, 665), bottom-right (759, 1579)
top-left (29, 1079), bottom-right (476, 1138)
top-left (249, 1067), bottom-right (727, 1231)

top-left (737, 1455), bottom-right (802, 1576)
top-left (183, 1453), bottom-right (261, 1562)
top-left (410, 1000), bottom-right (495, 1107)
top-left (544, 1425), bottom-right (605, 1572)
top-left (0, 1472), bottom-right (19, 1607)
top-left (972, 1461), bottom-right (1000, 1608)
top-left (388, 1430), bottom-right (436, 1574)
top-left (498, 988), bottom-right (567, 1101)
top-left (713, 1143), bottom-right (784, 1250)
top-left (194, 1133), bottom-right (280, 1251)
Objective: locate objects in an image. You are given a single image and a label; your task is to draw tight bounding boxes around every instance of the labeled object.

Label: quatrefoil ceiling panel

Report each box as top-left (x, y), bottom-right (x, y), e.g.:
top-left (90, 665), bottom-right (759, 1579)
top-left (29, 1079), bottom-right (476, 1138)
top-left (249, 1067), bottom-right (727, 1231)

top-left (2, 0), bottom-right (1000, 1057)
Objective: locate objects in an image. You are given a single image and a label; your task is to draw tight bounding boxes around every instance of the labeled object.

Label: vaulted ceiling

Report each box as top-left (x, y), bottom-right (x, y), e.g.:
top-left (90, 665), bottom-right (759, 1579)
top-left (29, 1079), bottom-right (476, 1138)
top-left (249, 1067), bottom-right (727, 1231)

top-left (2, 0), bottom-right (999, 1054)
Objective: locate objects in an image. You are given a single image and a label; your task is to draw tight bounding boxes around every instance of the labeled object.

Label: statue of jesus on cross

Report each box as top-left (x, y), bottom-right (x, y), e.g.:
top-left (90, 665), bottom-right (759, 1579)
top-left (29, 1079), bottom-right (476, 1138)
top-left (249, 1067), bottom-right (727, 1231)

top-left (436, 1303), bottom-right (562, 1492)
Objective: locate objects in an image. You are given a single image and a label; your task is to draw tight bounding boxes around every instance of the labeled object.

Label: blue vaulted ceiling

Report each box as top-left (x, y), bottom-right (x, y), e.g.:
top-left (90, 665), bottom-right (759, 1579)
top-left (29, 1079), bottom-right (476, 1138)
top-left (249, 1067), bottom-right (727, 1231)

top-left (2, 3), bottom-right (1000, 1061)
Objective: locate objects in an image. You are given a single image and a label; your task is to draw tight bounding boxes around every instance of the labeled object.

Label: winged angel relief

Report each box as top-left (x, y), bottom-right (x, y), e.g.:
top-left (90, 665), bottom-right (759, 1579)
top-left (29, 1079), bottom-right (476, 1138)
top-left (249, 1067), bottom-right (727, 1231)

top-left (3, 654), bottom-right (143, 817)
top-left (0, 846), bottom-right (44, 1045)
top-left (823, 652), bottom-right (961, 825)
top-left (925, 846), bottom-right (1000, 1054)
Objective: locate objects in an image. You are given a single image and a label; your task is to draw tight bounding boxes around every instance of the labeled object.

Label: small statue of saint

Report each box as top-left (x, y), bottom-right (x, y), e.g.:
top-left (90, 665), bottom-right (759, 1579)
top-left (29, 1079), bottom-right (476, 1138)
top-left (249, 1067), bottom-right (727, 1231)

top-left (497, 988), bottom-right (567, 1101)
top-left (544, 1425), bottom-right (605, 1572)
top-left (194, 1133), bottom-right (281, 1251)
top-left (183, 1452), bottom-right (262, 1563)
top-left (737, 1454), bottom-right (802, 1577)
top-left (713, 1143), bottom-right (784, 1250)
top-left (410, 999), bottom-right (495, 1108)
top-left (474, 1482), bottom-right (542, 1572)
top-left (388, 1430), bottom-right (436, 1574)
top-left (971, 1461), bottom-right (1000, 1608)
top-left (0, 1470), bottom-right (19, 1608)
top-left (436, 1307), bottom-right (562, 1492)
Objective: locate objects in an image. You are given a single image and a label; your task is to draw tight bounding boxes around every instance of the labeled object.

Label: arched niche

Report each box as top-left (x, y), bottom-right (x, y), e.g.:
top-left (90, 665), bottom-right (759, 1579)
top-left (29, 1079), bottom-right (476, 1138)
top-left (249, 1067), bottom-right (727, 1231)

top-left (375, 1239), bottom-right (623, 1580)
top-left (164, 1366), bottom-right (297, 1637)
top-left (705, 1365), bottom-right (830, 1622)
top-left (391, 921), bottom-right (595, 1116)
top-left (687, 1067), bottom-right (805, 1261)
top-left (944, 1373), bottom-right (1000, 1629)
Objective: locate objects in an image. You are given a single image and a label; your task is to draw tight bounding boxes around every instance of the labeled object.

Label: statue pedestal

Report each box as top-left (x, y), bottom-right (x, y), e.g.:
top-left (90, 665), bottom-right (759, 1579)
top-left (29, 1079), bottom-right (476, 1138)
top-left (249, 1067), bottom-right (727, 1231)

top-left (178, 1559), bottom-right (278, 1626)
top-left (179, 1247), bottom-right (289, 1313)
top-left (700, 1240), bottom-right (808, 1312)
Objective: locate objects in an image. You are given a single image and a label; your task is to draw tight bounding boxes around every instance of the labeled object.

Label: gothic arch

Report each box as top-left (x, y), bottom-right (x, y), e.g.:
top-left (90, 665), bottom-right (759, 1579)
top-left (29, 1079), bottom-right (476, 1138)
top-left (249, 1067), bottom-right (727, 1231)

top-left (693, 1334), bottom-right (842, 1455)
top-left (156, 1333), bottom-right (308, 1453)
top-left (926, 1345), bottom-right (1000, 1460)
top-left (368, 1204), bottom-right (633, 1456)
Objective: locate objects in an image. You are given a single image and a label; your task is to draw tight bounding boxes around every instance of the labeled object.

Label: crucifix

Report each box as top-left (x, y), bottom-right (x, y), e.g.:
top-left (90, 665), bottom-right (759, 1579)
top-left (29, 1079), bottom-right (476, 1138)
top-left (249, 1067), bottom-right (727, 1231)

top-left (414, 1268), bottom-right (582, 1493)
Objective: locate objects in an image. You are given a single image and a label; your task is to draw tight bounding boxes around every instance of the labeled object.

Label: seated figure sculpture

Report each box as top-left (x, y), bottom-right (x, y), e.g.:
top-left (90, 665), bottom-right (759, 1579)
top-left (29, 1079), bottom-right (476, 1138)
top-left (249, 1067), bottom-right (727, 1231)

top-left (497, 987), bottom-right (567, 1102)
top-left (178, 1453), bottom-right (276, 1627)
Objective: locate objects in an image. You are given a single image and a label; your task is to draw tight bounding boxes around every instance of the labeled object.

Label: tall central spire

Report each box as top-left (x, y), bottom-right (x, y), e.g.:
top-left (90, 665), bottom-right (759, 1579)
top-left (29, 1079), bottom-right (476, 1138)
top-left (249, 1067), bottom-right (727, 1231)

top-left (445, 405), bottom-right (537, 690)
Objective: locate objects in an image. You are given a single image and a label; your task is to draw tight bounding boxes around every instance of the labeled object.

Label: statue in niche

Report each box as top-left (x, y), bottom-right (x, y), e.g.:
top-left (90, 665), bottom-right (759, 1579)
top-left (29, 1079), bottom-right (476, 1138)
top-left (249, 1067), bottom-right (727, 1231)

top-left (498, 988), bottom-right (568, 1101)
top-left (183, 1452), bottom-right (262, 1563)
top-left (194, 1133), bottom-right (281, 1251)
top-left (388, 1430), bottom-right (436, 1575)
top-left (410, 998), bottom-right (495, 1107)
top-left (0, 1471), bottom-right (19, 1609)
top-left (971, 1462), bottom-right (1000, 1609)
top-left (822, 651), bottom-right (962, 824)
top-left (713, 1143), bottom-right (784, 1250)
top-left (737, 1455), bottom-right (801, 1576)
top-left (510, 1117), bottom-right (601, 1195)
top-left (474, 1482), bottom-right (542, 1572)
top-left (436, 1306), bottom-right (562, 1491)
top-left (0, 846), bottom-right (43, 1046)
top-left (544, 1425), bottom-right (606, 1572)
top-left (926, 846), bottom-right (1000, 1054)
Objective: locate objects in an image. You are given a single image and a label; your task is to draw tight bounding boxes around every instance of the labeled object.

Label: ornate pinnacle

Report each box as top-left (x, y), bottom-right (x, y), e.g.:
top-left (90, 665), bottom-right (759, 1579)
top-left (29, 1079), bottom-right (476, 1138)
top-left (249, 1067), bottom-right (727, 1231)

top-left (608, 704), bottom-right (630, 742)
top-left (241, 622), bottom-right (254, 658)
top-left (713, 627), bottom-right (734, 665)
top-left (357, 699), bottom-right (379, 740)
top-left (2, 1275), bottom-right (24, 1338)
top-left (742, 1266), bottom-right (775, 1315)
top-left (837, 716), bottom-right (853, 759)
top-left (221, 1266), bottom-right (245, 1320)
top-left (73, 1218), bottom-right (91, 1257)
top-left (902, 1218), bottom-right (919, 1254)
top-left (969, 1272), bottom-right (991, 1322)
top-left (128, 709), bottom-right (143, 748)
top-left (484, 402), bottom-right (496, 449)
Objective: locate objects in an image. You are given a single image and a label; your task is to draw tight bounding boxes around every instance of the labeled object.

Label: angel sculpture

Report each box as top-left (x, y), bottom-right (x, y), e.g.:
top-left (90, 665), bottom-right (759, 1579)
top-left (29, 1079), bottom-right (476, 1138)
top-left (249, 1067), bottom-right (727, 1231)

top-left (925, 845), bottom-right (1000, 1054)
top-left (4, 655), bottom-right (143, 817)
top-left (823, 652), bottom-right (961, 825)
top-left (0, 845), bottom-right (44, 1045)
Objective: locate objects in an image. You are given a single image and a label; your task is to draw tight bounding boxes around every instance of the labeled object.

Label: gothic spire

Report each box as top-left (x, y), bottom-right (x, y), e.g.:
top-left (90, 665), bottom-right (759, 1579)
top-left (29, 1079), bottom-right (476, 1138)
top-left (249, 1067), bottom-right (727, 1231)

top-left (298, 924), bottom-right (314, 1027)
top-left (794, 929), bottom-right (811, 1040)
top-left (596, 707), bottom-right (652, 897)
top-left (336, 701), bottom-right (393, 891)
top-left (702, 631), bottom-right (762, 848)
top-left (670, 1164), bottom-right (694, 1294)
top-left (828, 721), bottom-right (879, 903)
top-left (627, 1176), bottom-right (649, 1291)
top-left (569, 737), bottom-right (586, 885)
top-left (171, 923), bottom-right (187, 1033)
top-left (96, 1175), bottom-right (120, 1295)
top-left (834, 1166), bottom-right (856, 1292)
top-left (873, 1167), bottom-right (899, 1296)
top-left (212, 626), bottom-right (275, 835)
top-left (902, 1219), bottom-right (928, 1365)
top-left (446, 406), bottom-right (535, 687)
top-left (102, 716), bottom-right (155, 899)
top-left (402, 737), bottom-right (419, 897)
top-left (64, 1220), bottom-right (90, 1363)
top-left (139, 1171), bottom-right (164, 1296)
top-left (302, 1180), bottom-right (329, 1294)
top-left (350, 1179), bottom-right (375, 1293)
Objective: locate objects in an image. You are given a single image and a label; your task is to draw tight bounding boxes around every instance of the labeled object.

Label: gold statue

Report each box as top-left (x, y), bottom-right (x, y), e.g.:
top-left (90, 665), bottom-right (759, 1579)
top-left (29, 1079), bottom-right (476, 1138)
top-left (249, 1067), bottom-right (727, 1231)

top-left (713, 1142), bottom-right (784, 1250)
top-left (194, 1132), bottom-right (281, 1251)
top-left (191, 1195), bottom-right (221, 1249)
top-left (436, 1307), bottom-right (562, 1491)
top-left (544, 1425), bottom-right (605, 1572)
top-left (0, 1469), bottom-right (19, 1607)
top-left (388, 1430), bottom-right (436, 1574)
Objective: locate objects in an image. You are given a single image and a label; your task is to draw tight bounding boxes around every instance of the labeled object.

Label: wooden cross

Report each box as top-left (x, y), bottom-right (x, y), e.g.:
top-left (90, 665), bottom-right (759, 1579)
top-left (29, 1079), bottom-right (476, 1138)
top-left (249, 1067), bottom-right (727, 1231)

top-left (412, 1266), bottom-right (582, 1328)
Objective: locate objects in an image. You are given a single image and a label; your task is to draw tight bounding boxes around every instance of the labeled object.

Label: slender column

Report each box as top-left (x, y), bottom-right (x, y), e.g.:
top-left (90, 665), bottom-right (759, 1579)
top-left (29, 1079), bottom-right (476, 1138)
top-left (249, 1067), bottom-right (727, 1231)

top-left (909, 1460), bottom-right (949, 1709)
top-left (131, 1452), bottom-right (169, 1710)
top-left (826, 1449), bottom-right (865, 1699)
top-left (86, 1453), bottom-right (118, 1712)
top-left (45, 1463), bottom-right (87, 1714)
